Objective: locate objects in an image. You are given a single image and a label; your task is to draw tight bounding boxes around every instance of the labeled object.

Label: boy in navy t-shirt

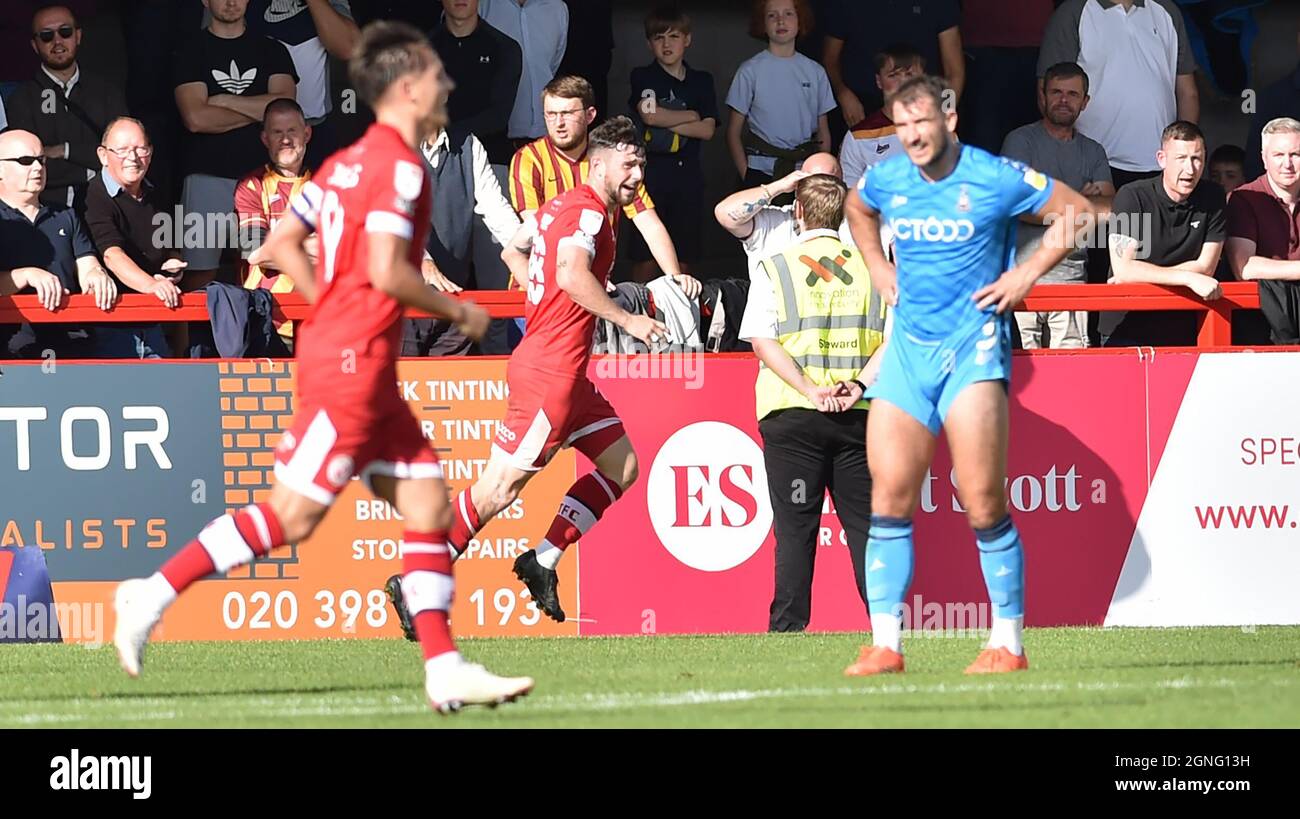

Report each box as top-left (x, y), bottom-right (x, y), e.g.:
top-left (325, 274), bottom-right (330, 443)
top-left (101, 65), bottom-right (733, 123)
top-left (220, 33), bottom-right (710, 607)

top-left (628, 4), bottom-right (718, 281)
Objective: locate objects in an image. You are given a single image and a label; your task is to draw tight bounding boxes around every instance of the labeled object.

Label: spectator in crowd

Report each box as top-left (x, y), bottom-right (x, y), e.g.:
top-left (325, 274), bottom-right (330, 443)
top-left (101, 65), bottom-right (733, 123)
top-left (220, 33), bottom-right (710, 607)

top-left (173, 0), bottom-right (296, 289)
top-left (509, 75), bottom-right (701, 297)
top-left (822, 0), bottom-right (963, 131)
top-left (84, 116), bottom-right (183, 357)
top-left (1210, 144), bottom-right (1247, 195)
top-left (1244, 30), bottom-right (1300, 181)
top-left (1106, 121), bottom-right (1225, 347)
top-left (714, 151), bottom-right (845, 282)
top-left (1226, 117), bottom-right (1300, 344)
top-left (404, 101), bottom-right (523, 357)
top-left (432, 0), bottom-right (521, 349)
top-left (243, 0), bottom-right (358, 169)
top-left (480, 0), bottom-right (568, 144)
top-left (558, 0), bottom-right (613, 122)
top-left (1002, 61), bottom-right (1114, 349)
top-left (432, 0), bottom-right (520, 173)
top-left (839, 43), bottom-right (922, 188)
top-left (740, 173), bottom-right (885, 632)
top-left (1039, 0), bottom-right (1199, 189)
top-left (236, 98), bottom-right (314, 350)
top-left (628, 4), bottom-right (717, 282)
top-left (4, 5), bottom-right (128, 212)
top-left (0, 128), bottom-right (117, 358)
top-left (957, 0), bottom-right (1054, 154)
top-left (726, 0), bottom-right (834, 195)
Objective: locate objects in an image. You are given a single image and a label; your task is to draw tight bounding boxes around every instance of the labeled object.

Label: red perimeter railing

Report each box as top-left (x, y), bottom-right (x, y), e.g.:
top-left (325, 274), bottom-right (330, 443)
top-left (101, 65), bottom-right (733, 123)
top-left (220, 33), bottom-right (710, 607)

top-left (0, 282), bottom-right (1263, 350)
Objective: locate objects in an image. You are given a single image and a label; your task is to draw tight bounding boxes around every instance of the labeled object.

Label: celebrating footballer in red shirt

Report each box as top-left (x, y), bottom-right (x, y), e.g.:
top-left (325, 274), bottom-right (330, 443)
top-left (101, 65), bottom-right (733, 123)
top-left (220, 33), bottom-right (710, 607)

top-left (386, 116), bottom-right (668, 630)
top-left (113, 22), bottom-right (533, 714)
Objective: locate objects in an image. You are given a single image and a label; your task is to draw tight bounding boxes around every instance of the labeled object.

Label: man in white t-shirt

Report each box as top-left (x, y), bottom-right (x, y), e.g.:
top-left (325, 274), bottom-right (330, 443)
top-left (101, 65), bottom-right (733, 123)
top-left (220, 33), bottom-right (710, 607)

top-left (714, 152), bottom-right (850, 285)
top-left (1038, 0), bottom-right (1198, 187)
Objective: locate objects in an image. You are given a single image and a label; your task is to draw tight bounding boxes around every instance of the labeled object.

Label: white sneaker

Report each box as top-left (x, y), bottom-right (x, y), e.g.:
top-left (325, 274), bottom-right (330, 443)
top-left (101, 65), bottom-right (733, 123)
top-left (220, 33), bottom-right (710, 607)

top-left (426, 660), bottom-right (534, 714)
top-left (113, 578), bottom-right (164, 678)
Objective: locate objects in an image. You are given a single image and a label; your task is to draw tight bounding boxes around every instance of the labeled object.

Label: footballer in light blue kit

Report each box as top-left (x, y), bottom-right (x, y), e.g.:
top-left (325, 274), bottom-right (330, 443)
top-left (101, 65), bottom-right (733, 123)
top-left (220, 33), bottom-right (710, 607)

top-left (841, 75), bottom-right (1094, 676)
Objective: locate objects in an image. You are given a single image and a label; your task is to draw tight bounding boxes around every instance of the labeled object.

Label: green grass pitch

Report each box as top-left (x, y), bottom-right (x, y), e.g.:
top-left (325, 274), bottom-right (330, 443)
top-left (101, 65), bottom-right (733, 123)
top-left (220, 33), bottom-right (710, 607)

top-left (1, 628), bottom-right (1297, 728)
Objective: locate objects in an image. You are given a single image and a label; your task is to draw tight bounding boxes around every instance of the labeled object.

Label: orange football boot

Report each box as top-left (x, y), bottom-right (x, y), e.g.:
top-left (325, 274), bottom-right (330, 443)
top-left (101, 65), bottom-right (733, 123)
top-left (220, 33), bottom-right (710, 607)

top-left (964, 646), bottom-right (1029, 674)
top-left (843, 645), bottom-right (905, 676)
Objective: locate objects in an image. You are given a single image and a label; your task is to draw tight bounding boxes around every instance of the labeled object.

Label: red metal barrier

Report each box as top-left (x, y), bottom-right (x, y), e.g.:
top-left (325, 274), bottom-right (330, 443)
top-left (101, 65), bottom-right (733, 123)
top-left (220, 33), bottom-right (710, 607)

top-left (0, 282), bottom-right (1262, 349)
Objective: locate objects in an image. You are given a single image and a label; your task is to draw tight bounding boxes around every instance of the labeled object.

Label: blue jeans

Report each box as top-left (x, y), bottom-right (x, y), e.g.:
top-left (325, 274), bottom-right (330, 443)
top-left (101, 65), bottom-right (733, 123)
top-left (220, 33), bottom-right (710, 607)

top-left (95, 325), bottom-right (171, 359)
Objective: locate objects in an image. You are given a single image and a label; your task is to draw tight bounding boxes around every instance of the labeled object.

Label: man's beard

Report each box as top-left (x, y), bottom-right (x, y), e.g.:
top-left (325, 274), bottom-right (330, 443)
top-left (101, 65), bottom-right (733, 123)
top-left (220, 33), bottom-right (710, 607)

top-left (1046, 108), bottom-right (1078, 128)
top-left (553, 132), bottom-right (584, 151)
top-left (44, 51), bottom-right (76, 71)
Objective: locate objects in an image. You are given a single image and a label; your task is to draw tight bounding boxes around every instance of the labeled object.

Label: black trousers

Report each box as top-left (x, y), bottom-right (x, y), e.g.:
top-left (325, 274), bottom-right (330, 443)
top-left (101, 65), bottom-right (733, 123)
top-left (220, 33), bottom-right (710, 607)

top-left (758, 407), bottom-right (871, 632)
top-left (1258, 279), bottom-right (1300, 344)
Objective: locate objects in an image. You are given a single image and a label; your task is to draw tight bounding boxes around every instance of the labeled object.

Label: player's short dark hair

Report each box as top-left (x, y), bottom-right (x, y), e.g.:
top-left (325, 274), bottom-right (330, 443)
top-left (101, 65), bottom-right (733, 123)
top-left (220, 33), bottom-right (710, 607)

top-left (645, 3), bottom-right (691, 38)
top-left (887, 75), bottom-right (952, 117)
top-left (1209, 144), bottom-right (1246, 167)
top-left (748, 0), bottom-right (814, 40)
top-left (796, 174), bottom-right (848, 231)
top-left (874, 43), bottom-right (924, 75)
top-left (263, 97), bottom-right (306, 127)
top-left (1161, 120), bottom-right (1205, 148)
top-left (349, 20), bottom-right (435, 108)
top-left (542, 75), bottom-right (595, 112)
top-left (588, 116), bottom-right (645, 158)
top-left (1042, 61), bottom-right (1090, 96)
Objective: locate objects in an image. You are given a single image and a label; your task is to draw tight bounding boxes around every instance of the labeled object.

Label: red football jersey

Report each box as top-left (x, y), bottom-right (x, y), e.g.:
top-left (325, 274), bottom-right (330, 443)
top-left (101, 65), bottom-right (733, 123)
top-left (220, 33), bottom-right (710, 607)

top-left (515, 184), bottom-right (616, 378)
top-left (289, 123), bottom-right (431, 389)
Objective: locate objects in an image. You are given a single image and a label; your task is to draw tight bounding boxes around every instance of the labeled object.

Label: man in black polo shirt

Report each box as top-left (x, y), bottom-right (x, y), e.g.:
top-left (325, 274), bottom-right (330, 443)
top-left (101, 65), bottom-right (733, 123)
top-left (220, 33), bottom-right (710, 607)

top-left (1106, 121), bottom-right (1226, 347)
top-left (0, 129), bottom-right (117, 358)
top-left (85, 117), bottom-right (184, 358)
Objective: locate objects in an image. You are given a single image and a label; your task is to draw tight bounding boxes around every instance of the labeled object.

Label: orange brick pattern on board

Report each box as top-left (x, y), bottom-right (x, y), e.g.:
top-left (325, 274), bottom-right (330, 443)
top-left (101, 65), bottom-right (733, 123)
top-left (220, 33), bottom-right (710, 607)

top-left (218, 361), bottom-right (300, 579)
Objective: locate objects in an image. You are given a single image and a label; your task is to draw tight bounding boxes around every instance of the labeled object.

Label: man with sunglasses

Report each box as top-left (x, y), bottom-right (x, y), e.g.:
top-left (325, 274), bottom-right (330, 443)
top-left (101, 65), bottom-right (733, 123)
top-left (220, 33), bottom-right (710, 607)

top-left (4, 5), bottom-right (128, 213)
top-left (0, 129), bottom-right (118, 358)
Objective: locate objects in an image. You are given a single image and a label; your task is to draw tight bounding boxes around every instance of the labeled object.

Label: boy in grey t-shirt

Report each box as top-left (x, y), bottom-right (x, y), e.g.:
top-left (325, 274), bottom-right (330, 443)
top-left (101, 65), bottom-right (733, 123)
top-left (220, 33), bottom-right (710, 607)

top-left (725, 0), bottom-right (835, 190)
top-left (1002, 61), bottom-right (1114, 348)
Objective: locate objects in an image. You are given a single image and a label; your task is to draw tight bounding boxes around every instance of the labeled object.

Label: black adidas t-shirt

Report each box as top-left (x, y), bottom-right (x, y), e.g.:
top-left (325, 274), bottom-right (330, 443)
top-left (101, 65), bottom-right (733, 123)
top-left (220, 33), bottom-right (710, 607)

top-left (174, 28), bottom-right (297, 180)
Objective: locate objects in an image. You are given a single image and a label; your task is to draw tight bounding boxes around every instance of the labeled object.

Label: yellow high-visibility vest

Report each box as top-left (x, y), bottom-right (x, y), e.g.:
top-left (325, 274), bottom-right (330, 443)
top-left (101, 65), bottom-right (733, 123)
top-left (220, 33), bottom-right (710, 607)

top-left (755, 234), bottom-right (887, 420)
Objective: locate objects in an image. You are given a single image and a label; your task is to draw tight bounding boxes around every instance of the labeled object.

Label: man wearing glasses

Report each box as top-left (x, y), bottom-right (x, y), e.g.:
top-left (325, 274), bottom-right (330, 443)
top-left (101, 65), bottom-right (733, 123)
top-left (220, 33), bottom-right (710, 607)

top-left (83, 117), bottom-right (184, 358)
top-left (4, 5), bottom-right (128, 213)
top-left (508, 75), bottom-right (700, 299)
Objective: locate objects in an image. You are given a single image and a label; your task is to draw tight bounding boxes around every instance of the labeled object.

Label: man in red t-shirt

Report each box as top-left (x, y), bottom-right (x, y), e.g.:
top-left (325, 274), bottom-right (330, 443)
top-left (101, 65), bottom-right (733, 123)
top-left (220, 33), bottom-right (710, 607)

top-left (113, 22), bottom-right (533, 713)
top-left (1225, 117), bottom-right (1300, 343)
top-left (387, 117), bottom-right (667, 629)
